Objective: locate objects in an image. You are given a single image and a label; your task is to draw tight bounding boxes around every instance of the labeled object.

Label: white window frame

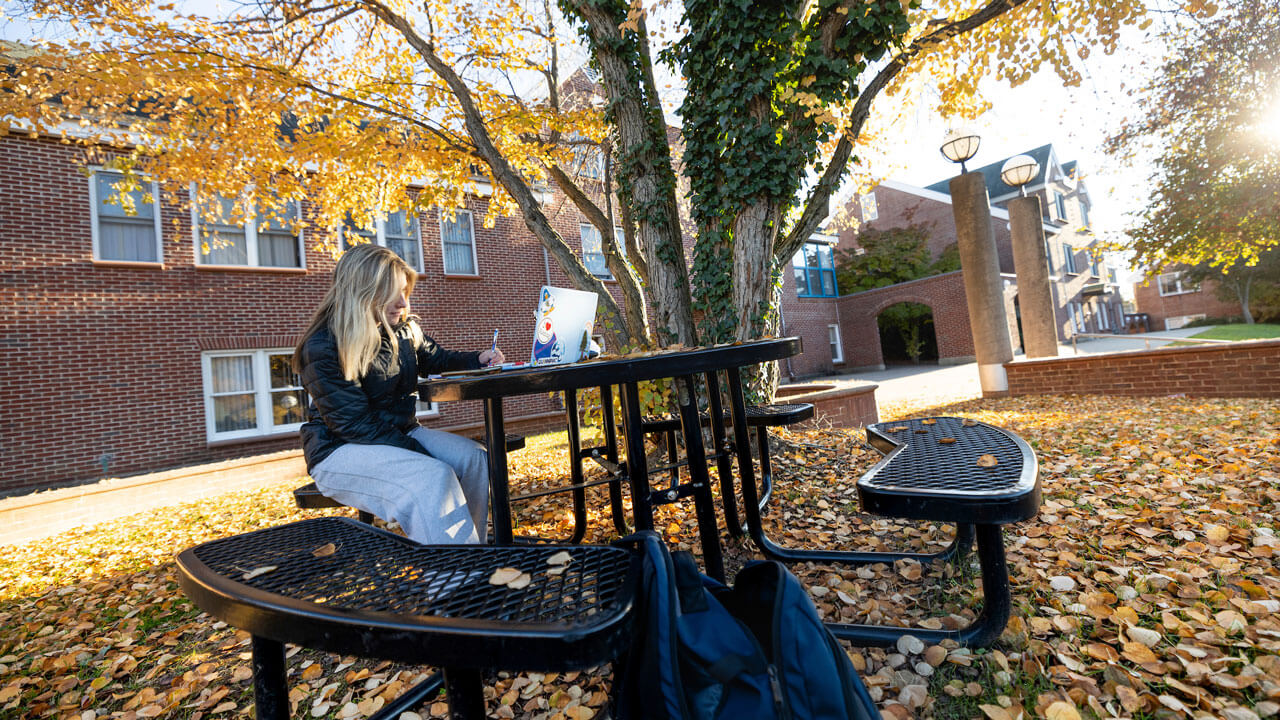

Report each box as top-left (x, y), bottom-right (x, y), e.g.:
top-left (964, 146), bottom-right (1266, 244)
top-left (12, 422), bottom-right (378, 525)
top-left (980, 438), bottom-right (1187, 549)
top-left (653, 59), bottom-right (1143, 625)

top-left (339, 210), bottom-right (425, 273)
top-left (1069, 302), bottom-right (1086, 334)
top-left (828, 324), bottom-right (844, 364)
top-left (201, 349), bottom-right (306, 443)
top-left (1157, 271), bottom-right (1199, 296)
top-left (191, 188), bottom-right (306, 269)
top-left (1049, 191), bottom-right (1067, 223)
top-left (567, 132), bottom-right (603, 180)
top-left (1061, 243), bottom-right (1078, 274)
top-left (579, 223), bottom-right (615, 279)
top-left (1097, 302), bottom-right (1110, 331)
top-left (859, 192), bottom-right (878, 221)
top-left (439, 209), bottom-right (479, 277)
top-left (88, 168), bottom-right (164, 264)
top-left (416, 398), bottom-right (439, 417)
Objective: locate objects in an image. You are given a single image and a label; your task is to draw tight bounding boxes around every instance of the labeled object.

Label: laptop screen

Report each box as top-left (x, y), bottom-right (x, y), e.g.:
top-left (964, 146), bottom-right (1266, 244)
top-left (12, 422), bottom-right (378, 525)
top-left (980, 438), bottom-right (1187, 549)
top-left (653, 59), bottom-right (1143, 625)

top-left (531, 286), bottom-right (599, 366)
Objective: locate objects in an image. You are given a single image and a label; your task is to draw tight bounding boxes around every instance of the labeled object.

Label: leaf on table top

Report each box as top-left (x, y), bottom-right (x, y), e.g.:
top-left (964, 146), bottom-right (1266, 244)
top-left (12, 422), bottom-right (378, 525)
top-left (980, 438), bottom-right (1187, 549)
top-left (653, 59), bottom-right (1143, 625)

top-left (962, 418), bottom-right (978, 426)
top-left (241, 566), bottom-right (277, 581)
top-left (489, 567), bottom-right (522, 586)
top-left (977, 454), bottom-right (999, 467)
top-left (546, 551), bottom-right (573, 566)
top-left (939, 437), bottom-right (957, 444)
top-left (311, 543), bottom-right (337, 558)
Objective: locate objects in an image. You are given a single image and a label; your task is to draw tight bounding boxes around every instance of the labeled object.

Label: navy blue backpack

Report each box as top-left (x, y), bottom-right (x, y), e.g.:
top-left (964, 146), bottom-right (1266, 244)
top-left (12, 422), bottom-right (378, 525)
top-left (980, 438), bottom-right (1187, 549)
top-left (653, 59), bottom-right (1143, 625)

top-left (613, 532), bottom-right (879, 720)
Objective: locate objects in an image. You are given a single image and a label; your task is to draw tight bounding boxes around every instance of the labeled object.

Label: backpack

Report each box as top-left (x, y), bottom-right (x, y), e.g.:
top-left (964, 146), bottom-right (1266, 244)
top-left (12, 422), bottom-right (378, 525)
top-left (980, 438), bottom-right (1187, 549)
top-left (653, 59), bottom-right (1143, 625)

top-left (613, 531), bottom-right (880, 720)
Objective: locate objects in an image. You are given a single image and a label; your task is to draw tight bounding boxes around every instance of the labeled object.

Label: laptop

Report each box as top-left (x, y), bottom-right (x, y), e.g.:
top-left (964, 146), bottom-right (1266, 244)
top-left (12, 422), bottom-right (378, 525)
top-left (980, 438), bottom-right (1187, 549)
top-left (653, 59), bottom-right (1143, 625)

top-left (530, 286), bottom-right (599, 366)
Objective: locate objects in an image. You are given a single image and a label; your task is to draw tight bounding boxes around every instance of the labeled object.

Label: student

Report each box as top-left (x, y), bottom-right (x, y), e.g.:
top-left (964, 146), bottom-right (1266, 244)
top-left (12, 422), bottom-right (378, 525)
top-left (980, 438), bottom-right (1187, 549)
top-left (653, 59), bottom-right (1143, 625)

top-left (293, 243), bottom-right (504, 544)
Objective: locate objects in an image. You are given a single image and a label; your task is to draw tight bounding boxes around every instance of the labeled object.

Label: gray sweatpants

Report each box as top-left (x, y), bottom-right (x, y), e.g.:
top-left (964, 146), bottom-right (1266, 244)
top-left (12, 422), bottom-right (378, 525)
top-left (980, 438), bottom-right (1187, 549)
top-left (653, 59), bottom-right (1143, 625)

top-left (311, 426), bottom-right (489, 544)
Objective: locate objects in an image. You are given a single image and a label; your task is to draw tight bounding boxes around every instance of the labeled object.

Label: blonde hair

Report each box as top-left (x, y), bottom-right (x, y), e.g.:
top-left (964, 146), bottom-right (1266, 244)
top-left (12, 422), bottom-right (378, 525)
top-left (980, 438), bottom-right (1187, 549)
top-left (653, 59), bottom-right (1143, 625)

top-left (294, 243), bottom-right (417, 382)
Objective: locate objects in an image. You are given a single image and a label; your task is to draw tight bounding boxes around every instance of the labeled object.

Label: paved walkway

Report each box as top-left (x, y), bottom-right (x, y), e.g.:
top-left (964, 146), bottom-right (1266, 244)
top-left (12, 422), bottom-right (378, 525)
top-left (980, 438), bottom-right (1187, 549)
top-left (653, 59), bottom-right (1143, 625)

top-left (798, 327), bottom-right (1216, 412)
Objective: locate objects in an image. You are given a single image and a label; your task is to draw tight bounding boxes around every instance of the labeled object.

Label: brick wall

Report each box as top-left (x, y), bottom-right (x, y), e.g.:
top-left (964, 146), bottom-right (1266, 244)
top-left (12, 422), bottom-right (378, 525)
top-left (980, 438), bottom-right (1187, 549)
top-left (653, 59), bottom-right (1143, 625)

top-left (1004, 340), bottom-right (1280, 398)
top-left (777, 266), bottom-right (840, 378)
top-left (1132, 276), bottom-right (1243, 330)
top-left (834, 271), bottom-right (975, 370)
top-left (0, 135), bottom-right (569, 493)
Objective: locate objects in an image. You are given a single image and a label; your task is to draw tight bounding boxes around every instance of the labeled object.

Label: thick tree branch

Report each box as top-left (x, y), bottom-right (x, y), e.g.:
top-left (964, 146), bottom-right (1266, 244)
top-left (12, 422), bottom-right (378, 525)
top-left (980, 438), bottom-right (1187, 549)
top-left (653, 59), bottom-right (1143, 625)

top-left (780, 0), bottom-right (1030, 263)
top-left (357, 0), bottom-right (634, 348)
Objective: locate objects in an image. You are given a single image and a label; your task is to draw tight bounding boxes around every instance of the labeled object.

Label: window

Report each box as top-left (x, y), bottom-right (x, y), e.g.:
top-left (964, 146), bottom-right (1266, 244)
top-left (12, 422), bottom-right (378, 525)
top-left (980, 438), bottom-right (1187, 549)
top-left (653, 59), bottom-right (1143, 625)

top-left (416, 398), bottom-right (439, 416)
top-left (202, 350), bottom-right (307, 441)
top-left (1061, 243), bottom-right (1078, 274)
top-left (859, 192), bottom-right (878, 221)
top-left (567, 133), bottom-right (603, 180)
top-left (1097, 302), bottom-right (1110, 331)
top-left (195, 193), bottom-right (303, 268)
top-left (440, 209), bottom-right (478, 275)
top-left (90, 169), bottom-right (163, 263)
top-left (1079, 201), bottom-right (1090, 228)
top-left (579, 223), bottom-right (619, 278)
top-left (792, 242), bottom-right (838, 298)
top-left (1069, 302), bottom-right (1086, 334)
top-left (828, 324), bottom-right (843, 363)
top-left (1089, 251), bottom-right (1101, 278)
top-left (341, 210), bottom-right (423, 272)
top-left (1044, 239), bottom-right (1055, 275)
top-left (1157, 271), bottom-right (1199, 296)
top-left (1049, 191), bottom-right (1067, 223)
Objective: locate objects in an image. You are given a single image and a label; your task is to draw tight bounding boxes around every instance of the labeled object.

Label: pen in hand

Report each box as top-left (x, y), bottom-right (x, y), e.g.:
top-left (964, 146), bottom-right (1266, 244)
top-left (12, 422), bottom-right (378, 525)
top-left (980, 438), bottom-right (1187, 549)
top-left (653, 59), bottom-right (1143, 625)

top-left (489, 328), bottom-right (499, 365)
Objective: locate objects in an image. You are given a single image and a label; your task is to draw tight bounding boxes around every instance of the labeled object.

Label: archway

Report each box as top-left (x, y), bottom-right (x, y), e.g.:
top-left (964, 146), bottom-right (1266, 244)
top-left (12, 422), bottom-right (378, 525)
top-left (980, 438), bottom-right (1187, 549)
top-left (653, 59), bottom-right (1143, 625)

top-left (876, 301), bottom-right (939, 365)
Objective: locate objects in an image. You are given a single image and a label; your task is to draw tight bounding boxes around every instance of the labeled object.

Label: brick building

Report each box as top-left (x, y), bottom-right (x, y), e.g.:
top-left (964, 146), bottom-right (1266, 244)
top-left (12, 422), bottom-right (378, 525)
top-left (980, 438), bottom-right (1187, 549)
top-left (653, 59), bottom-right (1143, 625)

top-left (0, 128), bottom-right (846, 494)
top-left (1132, 269), bottom-right (1246, 330)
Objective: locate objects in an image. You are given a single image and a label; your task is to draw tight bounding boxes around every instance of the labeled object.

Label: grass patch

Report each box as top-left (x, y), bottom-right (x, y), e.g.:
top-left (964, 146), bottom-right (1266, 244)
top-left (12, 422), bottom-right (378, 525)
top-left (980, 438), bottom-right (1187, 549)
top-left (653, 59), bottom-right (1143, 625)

top-left (1189, 323), bottom-right (1280, 341)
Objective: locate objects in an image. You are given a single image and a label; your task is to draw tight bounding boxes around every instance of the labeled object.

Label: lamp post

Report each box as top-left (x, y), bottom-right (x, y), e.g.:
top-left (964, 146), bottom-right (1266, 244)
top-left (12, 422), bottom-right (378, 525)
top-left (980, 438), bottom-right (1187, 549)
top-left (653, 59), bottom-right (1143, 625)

top-left (1001, 156), bottom-right (1059, 358)
top-left (942, 128), bottom-right (1013, 396)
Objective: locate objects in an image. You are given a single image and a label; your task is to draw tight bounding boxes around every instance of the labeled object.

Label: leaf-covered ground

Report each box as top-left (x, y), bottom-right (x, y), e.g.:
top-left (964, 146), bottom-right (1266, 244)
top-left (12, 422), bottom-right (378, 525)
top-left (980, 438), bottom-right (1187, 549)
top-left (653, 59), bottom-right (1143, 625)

top-left (2, 394), bottom-right (1278, 719)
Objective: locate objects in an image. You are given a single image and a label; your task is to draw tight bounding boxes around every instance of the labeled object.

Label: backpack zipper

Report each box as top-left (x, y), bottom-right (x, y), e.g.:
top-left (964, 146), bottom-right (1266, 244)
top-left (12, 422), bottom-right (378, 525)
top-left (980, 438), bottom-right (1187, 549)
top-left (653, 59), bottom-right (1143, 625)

top-left (767, 664), bottom-right (792, 720)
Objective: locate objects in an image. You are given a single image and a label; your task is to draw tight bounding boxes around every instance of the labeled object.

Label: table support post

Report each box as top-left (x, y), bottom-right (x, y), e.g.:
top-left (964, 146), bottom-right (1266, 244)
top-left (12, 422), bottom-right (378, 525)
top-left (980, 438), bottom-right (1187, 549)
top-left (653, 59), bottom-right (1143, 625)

top-left (676, 374), bottom-right (725, 582)
top-left (826, 524), bottom-right (1011, 648)
top-left (443, 667), bottom-right (486, 720)
top-left (250, 636), bottom-right (288, 720)
top-left (702, 370), bottom-right (741, 538)
top-left (619, 381), bottom-right (655, 531)
top-left (600, 385), bottom-right (630, 535)
top-left (563, 390), bottom-right (589, 544)
top-left (484, 397), bottom-right (513, 544)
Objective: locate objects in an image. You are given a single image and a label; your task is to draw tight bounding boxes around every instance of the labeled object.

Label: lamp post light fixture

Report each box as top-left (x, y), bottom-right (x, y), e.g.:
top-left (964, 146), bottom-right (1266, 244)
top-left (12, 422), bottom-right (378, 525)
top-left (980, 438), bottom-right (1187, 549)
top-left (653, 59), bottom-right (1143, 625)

top-left (1000, 154), bottom-right (1040, 196)
top-left (939, 127), bottom-right (981, 173)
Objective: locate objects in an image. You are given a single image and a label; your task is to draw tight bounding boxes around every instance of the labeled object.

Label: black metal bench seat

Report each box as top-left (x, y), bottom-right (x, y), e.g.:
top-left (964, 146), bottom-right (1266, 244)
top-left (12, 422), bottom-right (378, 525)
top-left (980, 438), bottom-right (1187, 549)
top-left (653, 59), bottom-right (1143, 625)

top-left (175, 517), bottom-right (635, 720)
top-left (738, 415), bottom-right (1040, 648)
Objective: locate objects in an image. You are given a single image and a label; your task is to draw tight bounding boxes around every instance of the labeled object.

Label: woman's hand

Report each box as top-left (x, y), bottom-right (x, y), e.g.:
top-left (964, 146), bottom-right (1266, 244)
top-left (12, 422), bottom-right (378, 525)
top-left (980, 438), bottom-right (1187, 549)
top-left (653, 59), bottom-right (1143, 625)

top-left (478, 347), bottom-right (505, 366)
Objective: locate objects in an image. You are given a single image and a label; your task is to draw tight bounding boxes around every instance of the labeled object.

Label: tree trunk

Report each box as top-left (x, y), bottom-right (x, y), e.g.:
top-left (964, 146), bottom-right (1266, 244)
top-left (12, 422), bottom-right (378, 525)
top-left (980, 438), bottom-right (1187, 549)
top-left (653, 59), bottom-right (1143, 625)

top-left (731, 198), bottom-right (781, 342)
top-left (1237, 276), bottom-right (1255, 324)
top-left (563, 1), bottom-right (698, 348)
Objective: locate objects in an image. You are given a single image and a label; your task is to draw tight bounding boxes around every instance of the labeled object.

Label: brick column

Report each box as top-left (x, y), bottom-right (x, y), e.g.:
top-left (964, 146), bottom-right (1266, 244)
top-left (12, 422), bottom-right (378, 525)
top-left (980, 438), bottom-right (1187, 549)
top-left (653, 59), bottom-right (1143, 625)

top-left (950, 172), bottom-right (1013, 395)
top-left (1008, 195), bottom-right (1058, 358)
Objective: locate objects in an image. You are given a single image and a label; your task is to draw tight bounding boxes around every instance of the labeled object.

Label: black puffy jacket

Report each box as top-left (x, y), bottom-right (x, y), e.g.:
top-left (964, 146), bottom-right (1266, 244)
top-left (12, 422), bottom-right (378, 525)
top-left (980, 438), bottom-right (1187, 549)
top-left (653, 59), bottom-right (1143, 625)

top-left (298, 318), bottom-right (481, 472)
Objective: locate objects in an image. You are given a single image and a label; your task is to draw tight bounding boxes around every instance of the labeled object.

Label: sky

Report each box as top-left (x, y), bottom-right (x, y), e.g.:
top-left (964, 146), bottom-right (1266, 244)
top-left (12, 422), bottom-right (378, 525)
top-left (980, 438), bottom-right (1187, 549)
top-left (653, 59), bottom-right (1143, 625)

top-left (845, 23), bottom-right (1176, 297)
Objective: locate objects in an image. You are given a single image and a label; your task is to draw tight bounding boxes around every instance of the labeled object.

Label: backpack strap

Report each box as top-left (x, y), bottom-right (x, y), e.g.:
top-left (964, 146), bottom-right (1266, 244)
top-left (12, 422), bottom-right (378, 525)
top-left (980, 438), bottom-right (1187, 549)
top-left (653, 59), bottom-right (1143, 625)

top-left (670, 552), bottom-right (709, 613)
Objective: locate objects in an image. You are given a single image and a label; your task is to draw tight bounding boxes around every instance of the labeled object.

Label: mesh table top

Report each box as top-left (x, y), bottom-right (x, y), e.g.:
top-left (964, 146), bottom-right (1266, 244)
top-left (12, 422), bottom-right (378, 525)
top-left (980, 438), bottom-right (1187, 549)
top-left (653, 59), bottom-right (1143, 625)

top-left (176, 518), bottom-right (636, 667)
top-left (857, 417), bottom-right (1040, 524)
